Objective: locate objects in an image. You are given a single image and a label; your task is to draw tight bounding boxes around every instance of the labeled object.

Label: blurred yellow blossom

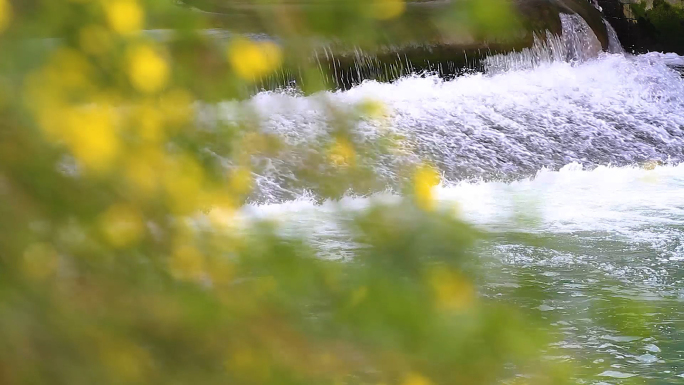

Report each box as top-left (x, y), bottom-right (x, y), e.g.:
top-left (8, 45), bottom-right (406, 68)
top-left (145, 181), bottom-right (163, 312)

top-left (643, 160), bottom-right (660, 171)
top-left (227, 347), bottom-right (272, 382)
top-left (44, 48), bottom-right (94, 91)
top-left (329, 137), bottom-right (356, 167)
top-left (124, 146), bottom-right (165, 196)
top-left (99, 204), bottom-right (145, 248)
top-left (239, 132), bottom-right (269, 156)
top-left (22, 243), bottom-right (59, 280)
top-left (413, 163), bottom-right (440, 211)
top-left (358, 98), bottom-right (388, 119)
top-left (368, 0), bottom-right (406, 20)
top-left (229, 167), bottom-right (254, 196)
top-left (227, 39), bottom-right (283, 81)
top-left (160, 88), bottom-right (194, 126)
top-left (135, 101), bottom-right (165, 142)
top-left (0, 0), bottom-right (12, 33)
top-left (229, 347), bottom-right (256, 371)
top-left (79, 24), bottom-right (113, 56)
top-left (33, 104), bottom-right (66, 142)
top-left (429, 268), bottom-right (476, 311)
top-left (451, 201), bottom-right (462, 218)
top-left (207, 257), bottom-right (235, 285)
top-left (163, 155), bottom-right (205, 214)
top-left (403, 373), bottom-right (433, 385)
top-left (127, 45), bottom-right (169, 94)
top-left (169, 245), bottom-right (205, 282)
top-left (207, 204), bottom-right (238, 230)
top-left (104, 0), bottom-right (143, 35)
top-left (65, 106), bottom-right (121, 172)
top-left (97, 337), bottom-right (151, 382)
top-left (255, 275), bottom-right (278, 296)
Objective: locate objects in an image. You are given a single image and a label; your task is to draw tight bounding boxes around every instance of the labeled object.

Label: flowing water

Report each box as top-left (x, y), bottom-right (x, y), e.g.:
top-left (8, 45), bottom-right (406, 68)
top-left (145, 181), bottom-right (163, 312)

top-left (210, 14), bottom-right (684, 384)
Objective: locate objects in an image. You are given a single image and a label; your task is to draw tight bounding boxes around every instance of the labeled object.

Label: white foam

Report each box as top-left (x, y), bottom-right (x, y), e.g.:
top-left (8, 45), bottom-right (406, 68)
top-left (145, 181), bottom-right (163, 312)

top-left (225, 51), bottom-right (684, 203)
top-left (237, 163), bottom-right (684, 262)
top-left (222, 50), bottom-right (684, 248)
top-left (438, 162), bottom-right (684, 234)
top-left (641, 52), bottom-right (684, 67)
top-left (599, 370), bottom-right (637, 378)
top-left (247, 161), bottom-right (681, 214)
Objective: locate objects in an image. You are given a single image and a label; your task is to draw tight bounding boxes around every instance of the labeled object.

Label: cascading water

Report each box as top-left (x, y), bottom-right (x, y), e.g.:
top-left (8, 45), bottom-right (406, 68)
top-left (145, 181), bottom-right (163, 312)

top-left (605, 19), bottom-right (625, 54)
top-left (204, 8), bottom-right (684, 383)
top-left (208, 18), bottom-right (683, 203)
top-left (485, 13), bottom-right (623, 73)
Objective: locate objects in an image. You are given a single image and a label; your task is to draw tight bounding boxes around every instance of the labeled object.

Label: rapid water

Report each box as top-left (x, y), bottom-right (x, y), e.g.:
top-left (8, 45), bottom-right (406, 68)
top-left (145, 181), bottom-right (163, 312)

top-left (208, 15), bottom-right (684, 384)
top-left (215, 50), bottom-right (684, 202)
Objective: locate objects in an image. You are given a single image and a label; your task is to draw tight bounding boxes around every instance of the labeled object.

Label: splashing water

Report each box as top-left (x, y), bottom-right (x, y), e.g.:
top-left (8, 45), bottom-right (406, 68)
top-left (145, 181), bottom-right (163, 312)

top-left (485, 14), bottom-right (604, 73)
top-left (605, 19), bottom-right (625, 54)
top-left (201, 10), bottom-right (684, 381)
top-left (211, 50), bottom-right (684, 202)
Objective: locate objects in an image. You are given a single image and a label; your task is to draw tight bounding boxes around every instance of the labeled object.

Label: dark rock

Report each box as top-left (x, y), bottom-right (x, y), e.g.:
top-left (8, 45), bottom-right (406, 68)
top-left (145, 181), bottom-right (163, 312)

top-left (180, 0), bottom-right (615, 88)
top-left (597, 0), bottom-right (684, 53)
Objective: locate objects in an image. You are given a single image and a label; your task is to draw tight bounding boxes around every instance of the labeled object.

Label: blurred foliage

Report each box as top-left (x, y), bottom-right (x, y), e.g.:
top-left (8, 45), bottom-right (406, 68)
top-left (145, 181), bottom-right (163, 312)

top-left (0, 0), bottom-right (654, 384)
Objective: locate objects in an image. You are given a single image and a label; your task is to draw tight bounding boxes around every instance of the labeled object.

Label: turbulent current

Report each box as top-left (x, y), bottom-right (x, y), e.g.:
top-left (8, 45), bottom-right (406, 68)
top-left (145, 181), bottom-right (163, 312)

top-left (207, 14), bottom-right (684, 384)
top-left (209, 15), bottom-right (684, 203)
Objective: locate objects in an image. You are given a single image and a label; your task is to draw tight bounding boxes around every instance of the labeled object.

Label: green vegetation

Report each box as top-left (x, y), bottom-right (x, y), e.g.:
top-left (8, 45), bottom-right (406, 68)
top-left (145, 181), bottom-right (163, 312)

top-left (630, 0), bottom-right (684, 51)
top-left (0, 1), bottom-right (654, 384)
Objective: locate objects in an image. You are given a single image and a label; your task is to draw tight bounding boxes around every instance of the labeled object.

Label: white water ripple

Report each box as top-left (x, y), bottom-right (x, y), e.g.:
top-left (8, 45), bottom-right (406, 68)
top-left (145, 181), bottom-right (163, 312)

top-left (210, 51), bottom-right (684, 202)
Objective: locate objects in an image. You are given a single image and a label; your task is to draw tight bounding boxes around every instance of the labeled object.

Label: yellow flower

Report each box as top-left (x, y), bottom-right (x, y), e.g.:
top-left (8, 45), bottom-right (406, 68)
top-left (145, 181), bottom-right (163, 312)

top-left (229, 167), bottom-right (253, 196)
top-left (239, 132), bottom-right (268, 155)
top-left (0, 0), bottom-right (12, 33)
top-left (358, 98), bottom-right (388, 119)
top-left (135, 101), bottom-right (165, 143)
top-left (368, 0), bottom-right (405, 20)
top-left (22, 243), bottom-right (59, 280)
top-left (643, 160), bottom-right (660, 170)
top-left (403, 373), bottom-right (433, 385)
top-left (99, 204), bottom-right (145, 248)
top-left (79, 24), bottom-right (112, 56)
top-left (413, 163), bottom-right (440, 211)
top-left (207, 256), bottom-right (234, 285)
top-left (227, 39), bottom-right (282, 81)
top-left (169, 245), bottom-right (205, 282)
top-left (46, 48), bottom-right (94, 91)
top-left (429, 268), bottom-right (476, 311)
top-left (226, 348), bottom-right (272, 382)
top-left (127, 45), bottom-right (169, 94)
top-left (207, 204), bottom-right (238, 230)
top-left (160, 88), bottom-right (193, 126)
top-left (97, 337), bottom-right (151, 382)
top-left (33, 103), bottom-right (66, 143)
top-left (104, 0), bottom-right (143, 35)
top-left (255, 276), bottom-right (277, 296)
top-left (124, 147), bottom-right (165, 196)
top-left (229, 347), bottom-right (256, 370)
top-left (163, 155), bottom-right (205, 214)
top-left (329, 137), bottom-right (356, 167)
top-left (65, 106), bottom-right (121, 173)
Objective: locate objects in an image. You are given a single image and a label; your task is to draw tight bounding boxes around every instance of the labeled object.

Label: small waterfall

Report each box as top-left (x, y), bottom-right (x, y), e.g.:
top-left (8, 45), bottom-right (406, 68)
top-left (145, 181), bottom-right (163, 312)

top-left (484, 13), bottom-right (605, 73)
top-left (561, 13), bottom-right (604, 61)
top-left (241, 4), bottom-right (627, 90)
top-left (483, 33), bottom-right (567, 73)
top-left (605, 20), bottom-right (625, 54)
